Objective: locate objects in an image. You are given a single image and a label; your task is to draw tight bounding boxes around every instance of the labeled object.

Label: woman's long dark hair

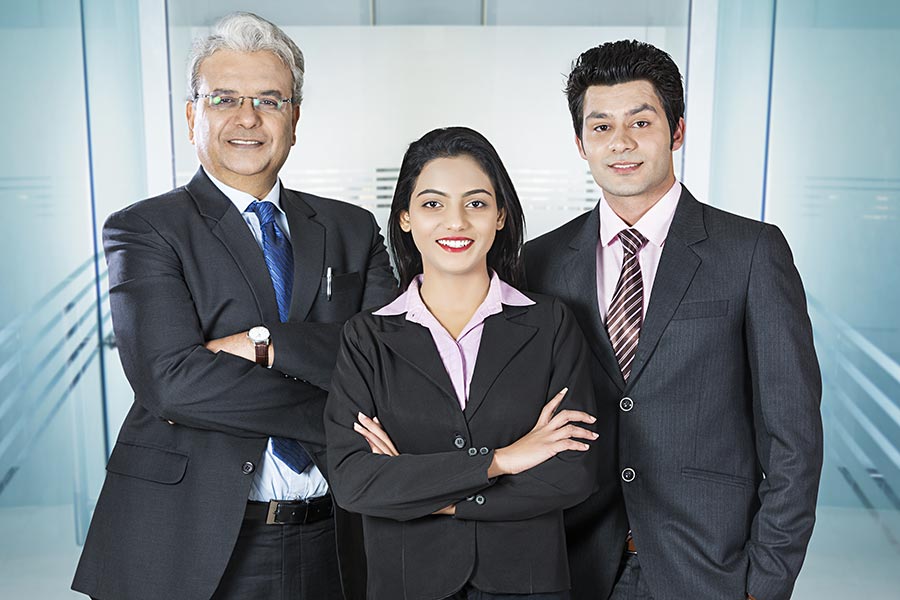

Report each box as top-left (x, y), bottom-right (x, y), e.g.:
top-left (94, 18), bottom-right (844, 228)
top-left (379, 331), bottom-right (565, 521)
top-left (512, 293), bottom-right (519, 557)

top-left (388, 127), bottom-right (526, 290)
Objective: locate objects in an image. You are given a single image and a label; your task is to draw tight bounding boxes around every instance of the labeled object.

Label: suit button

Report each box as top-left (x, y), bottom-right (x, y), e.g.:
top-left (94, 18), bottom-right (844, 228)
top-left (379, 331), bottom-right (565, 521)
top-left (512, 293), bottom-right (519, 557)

top-left (479, 447), bottom-right (489, 455)
top-left (620, 397), bottom-right (634, 412)
top-left (475, 495), bottom-right (485, 505)
top-left (467, 447), bottom-right (478, 456)
top-left (454, 435), bottom-right (466, 449)
top-left (242, 461), bottom-right (255, 474)
top-left (621, 468), bottom-right (636, 482)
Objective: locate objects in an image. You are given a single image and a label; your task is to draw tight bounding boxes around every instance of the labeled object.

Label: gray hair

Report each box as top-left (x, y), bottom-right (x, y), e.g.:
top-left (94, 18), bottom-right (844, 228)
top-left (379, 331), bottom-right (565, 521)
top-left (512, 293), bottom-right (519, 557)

top-left (187, 12), bottom-right (305, 104)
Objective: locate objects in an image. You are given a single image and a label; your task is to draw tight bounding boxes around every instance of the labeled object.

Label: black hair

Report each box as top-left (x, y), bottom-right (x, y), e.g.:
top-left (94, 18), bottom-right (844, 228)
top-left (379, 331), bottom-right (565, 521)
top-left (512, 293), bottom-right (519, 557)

top-left (388, 127), bottom-right (526, 291)
top-left (565, 39), bottom-right (684, 148)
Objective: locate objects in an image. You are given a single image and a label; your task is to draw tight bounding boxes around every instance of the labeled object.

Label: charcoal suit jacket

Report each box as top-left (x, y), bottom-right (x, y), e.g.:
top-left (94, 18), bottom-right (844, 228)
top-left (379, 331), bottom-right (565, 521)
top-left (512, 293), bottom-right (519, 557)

top-left (524, 187), bottom-right (823, 600)
top-left (325, 294), bottom-right (599, 600)
top-left (72, 168), bottom-right (397, 600)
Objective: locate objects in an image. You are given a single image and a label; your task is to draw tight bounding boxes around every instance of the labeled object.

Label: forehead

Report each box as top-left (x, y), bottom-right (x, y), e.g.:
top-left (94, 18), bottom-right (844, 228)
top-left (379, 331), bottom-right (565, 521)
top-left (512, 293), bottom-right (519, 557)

top-left (414, 156), bottom-right (493, 190)
top-left (197, 49), bottom-right (292, 92)
top-left (582, 80), bottom-right (663, 116)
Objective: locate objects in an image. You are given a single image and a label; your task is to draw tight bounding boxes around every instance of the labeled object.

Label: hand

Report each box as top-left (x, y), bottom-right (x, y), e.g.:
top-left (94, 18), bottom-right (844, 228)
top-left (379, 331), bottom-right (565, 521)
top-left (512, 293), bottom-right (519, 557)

top-left (432, 504), bottom-right (456, 516)
top-left (488, 387), bottom-right (597, 478)
top-left (354, 413), bottom-right (399, 456)
top-left (205, 331), bottom-right (275, 365)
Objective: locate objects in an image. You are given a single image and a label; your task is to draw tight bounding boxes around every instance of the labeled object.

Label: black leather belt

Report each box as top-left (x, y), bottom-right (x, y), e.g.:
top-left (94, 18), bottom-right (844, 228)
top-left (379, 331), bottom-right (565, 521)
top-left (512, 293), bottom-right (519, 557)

top-left (245, 496), bottom-right (333, 525)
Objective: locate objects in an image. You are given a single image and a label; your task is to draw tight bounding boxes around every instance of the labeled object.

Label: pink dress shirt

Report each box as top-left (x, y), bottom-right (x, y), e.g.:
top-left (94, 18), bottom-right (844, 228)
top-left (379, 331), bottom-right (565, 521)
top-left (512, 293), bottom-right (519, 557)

top-left (373, 272), bottom-right (534, 410)
top-left (596, 181), bottom-right (682, 320)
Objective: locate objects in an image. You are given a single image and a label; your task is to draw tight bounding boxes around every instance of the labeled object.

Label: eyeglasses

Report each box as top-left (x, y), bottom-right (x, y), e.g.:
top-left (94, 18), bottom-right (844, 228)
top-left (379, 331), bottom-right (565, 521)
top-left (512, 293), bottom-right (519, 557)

top-left (194, 93), bottom-right (293, 113)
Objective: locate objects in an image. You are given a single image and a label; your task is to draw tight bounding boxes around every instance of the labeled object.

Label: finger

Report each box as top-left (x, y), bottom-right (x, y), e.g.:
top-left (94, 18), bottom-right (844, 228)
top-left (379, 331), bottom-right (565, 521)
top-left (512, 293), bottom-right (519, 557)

top-left (556, 439), bottom-right (591, 452)
top-left (359, 413), bottom-right (399, 455)
top-left (371, 416), bottom-right (400, 455)
top-left (537, 387), bottom-right (568, 425)
top-left (555, 424), bottom-right (599, 442)
top-left (354, 422), bottom-right (392, 455)
top-left (548, 409), bottom-right (596, 429)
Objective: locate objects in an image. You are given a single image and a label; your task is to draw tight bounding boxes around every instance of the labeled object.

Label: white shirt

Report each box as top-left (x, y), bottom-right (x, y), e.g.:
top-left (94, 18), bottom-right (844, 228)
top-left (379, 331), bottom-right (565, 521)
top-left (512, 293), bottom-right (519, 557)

top-left (205, 168), bottom-right (328, 501)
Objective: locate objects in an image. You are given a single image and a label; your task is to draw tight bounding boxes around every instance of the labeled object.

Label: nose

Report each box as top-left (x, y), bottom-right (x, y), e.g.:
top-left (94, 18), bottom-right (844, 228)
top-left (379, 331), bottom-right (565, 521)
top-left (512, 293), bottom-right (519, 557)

top-left (233, 97), bottom-right (262, 127)
top-left (444, 203), bottom-right (468, 231)
top-left (608, 127), bottom-right (636, 153)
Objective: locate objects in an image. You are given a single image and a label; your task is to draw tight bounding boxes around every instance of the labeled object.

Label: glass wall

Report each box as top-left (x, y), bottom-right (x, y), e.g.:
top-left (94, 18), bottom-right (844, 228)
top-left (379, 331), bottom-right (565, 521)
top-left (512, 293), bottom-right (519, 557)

top-left (711, 1), bottom-right (900, 597)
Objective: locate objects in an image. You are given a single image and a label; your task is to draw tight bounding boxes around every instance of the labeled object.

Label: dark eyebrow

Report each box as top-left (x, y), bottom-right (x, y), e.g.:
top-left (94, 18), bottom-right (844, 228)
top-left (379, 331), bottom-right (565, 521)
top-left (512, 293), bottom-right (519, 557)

top-left (463, 189), bottom-right (493, 198)
top-left (415, 189), bottom-right (449, 198)
top-left (585, 104), bottom-right (658, 120)
top-left (258, 89), bottom-right (287, 98)
top-left (209, 88), bottom-right (238, 95)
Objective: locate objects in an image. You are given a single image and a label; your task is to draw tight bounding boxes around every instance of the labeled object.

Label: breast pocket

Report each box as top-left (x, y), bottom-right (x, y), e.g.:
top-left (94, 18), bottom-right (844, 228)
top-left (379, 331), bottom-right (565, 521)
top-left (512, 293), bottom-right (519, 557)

top-left (311, 271), bottom-right (363, 319)
top-left (671, 300), bottom-right (729, 320)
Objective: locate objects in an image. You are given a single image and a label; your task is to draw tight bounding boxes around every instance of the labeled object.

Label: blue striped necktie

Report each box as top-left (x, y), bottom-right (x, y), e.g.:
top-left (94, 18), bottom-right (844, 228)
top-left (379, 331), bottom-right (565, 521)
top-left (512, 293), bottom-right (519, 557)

top-left (247, 200), bottom-right (312, 474)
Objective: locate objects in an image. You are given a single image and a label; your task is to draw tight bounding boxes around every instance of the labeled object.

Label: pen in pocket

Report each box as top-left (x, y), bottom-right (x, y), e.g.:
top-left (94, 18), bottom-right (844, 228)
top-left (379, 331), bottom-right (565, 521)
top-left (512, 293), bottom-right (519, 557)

top-left (326, 267), bottom-right (332, 300)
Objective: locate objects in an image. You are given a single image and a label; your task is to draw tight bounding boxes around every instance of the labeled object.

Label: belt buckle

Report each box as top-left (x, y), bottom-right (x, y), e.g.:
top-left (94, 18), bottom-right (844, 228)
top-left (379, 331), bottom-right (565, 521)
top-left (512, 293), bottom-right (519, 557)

top-left (266, 500), bottom-right (282, 525)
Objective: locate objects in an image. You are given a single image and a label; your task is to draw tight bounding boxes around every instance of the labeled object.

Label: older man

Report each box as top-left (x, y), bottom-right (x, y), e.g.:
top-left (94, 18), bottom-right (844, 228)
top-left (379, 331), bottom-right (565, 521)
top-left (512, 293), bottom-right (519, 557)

top-left (72, 12), bottom-right (395, 600)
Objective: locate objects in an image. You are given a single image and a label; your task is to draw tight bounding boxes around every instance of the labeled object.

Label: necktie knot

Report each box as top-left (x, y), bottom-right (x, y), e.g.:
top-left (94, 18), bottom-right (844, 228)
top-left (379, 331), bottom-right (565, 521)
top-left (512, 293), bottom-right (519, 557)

top-left (618, 228), bottom-right (647, 256)
top-left (248, 200), bottom-right (278, 226)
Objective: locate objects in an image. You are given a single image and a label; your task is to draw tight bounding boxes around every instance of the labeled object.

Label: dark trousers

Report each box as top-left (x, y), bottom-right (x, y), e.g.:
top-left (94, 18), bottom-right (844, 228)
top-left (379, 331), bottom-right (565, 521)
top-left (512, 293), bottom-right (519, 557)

top-left (608, 554), bottom-right (654, 600)
top-left (446, 587), bottom-right (571, 599)
top-left (210, 508), bottom-right (343, 600)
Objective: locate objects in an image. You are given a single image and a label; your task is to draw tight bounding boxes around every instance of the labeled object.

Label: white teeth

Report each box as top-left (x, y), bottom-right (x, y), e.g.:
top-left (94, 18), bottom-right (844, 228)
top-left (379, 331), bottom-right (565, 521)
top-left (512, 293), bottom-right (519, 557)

top-left (437, 239), bottom-right (472, 248)
top-left (612, 163), bottom-right (638, 169)
top-left (230, 140), bottom-right (261, 145)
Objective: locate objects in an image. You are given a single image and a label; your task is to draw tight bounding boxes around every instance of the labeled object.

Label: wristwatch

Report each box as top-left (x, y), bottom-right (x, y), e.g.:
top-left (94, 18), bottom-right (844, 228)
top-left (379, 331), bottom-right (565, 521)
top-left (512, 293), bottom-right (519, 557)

top-left (248, 326), bottom-right (271, 367)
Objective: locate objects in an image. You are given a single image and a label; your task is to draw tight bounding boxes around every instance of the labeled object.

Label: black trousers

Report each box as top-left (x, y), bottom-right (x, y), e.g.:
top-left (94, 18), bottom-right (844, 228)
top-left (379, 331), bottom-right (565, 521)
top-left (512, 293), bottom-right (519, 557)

top-left (608, 554), bottom-right (654, 600)
top-left (210, 507), bottom-right (343, 600)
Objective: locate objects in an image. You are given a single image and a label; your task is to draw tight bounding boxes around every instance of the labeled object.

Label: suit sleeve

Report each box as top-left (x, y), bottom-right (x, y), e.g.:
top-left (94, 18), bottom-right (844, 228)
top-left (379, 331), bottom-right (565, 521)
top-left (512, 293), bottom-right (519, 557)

top-left (104, 208), bottom-right (328, 446)
top-left (453, 299), bottom-right (599, 522)
top-left (325, 320), bottom-right (496, 522)
top-left (745, 224), bottom-right (823, 600)
top-left (267, 213), bottom-right (397, 390)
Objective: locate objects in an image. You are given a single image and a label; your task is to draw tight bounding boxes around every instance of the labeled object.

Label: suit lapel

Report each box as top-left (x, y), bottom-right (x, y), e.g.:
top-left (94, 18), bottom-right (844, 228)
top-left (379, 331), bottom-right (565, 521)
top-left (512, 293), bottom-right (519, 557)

top-left (564, 207), bottom-right (626, 391)
top-left (465, 305), bottom-right (537, 420)
top-left (282, 190), bottom-right (325, 321)
top-left (375, 322), bottom-right (458, 405)
top-left (626, 189), bottom-right (707, 388)
top-left (187, 169), bottom-right (280, 323)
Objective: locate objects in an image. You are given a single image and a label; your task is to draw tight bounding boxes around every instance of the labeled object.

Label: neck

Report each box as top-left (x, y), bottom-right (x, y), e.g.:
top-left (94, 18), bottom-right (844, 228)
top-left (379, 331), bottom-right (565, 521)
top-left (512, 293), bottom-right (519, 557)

top-left (207, 169), bottom-right (277, 200)
top-left (604, 174), bottom-right (675, 226)
top-left (418, 268), bottom-right (491, 324)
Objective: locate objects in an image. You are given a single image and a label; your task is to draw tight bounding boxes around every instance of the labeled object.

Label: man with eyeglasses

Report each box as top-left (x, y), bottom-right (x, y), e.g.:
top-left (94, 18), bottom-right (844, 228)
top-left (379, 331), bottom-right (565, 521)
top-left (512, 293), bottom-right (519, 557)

top-left (72, 12), bottom-right (396, 600)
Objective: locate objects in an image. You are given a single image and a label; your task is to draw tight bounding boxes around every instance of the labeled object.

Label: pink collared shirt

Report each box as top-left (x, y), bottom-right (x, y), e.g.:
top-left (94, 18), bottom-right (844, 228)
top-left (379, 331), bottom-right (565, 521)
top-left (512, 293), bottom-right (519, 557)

top-left (374, 273), bottom-right (535, 410)
top-left (596, 181), bottom-right (682, 321)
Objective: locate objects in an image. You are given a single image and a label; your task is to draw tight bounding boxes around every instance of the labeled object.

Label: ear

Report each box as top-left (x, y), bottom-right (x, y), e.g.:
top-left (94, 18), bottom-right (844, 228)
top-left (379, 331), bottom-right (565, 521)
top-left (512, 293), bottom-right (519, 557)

top-left (575, 133), bottom-right (587, 160)
top-left (496, 207), bottom-right (506, 230)
top-left (186, 101), bottom-right (196, 144)
top-left (671, 117), bottom-right (686, 152)
top-left (291, 104), bottom-right (301, 146)
top-left (399, 210), bottom-right (411, 233)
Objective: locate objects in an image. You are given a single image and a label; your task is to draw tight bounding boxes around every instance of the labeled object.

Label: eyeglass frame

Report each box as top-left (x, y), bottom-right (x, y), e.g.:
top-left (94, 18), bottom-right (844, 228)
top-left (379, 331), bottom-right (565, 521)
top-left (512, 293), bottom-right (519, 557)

top-left (193, 93), bottom-right (294, 112)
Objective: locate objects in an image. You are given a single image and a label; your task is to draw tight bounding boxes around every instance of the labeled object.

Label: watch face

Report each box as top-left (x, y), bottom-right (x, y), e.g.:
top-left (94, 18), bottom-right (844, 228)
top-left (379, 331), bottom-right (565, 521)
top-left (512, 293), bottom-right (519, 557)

top-left (248, 326), bottom-right (270, 344)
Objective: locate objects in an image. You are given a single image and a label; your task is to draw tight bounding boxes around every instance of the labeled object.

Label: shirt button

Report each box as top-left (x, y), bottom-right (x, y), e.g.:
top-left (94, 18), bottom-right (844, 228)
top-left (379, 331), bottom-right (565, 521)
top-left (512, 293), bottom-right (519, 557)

top-left (475, 494), bottom-right (485, 505)
top-left (454, 435), bottom-right (466, 449)
top-left (467, 447), bottom-right (478, 457)
top-left (479, 447), bottom-right (489, 455)
top-left (242, 461), bottom-right (255, 475)
top-left (621, 468), bottom-right (636, 482)
top-left (620, 397), bottom-right (634, 412)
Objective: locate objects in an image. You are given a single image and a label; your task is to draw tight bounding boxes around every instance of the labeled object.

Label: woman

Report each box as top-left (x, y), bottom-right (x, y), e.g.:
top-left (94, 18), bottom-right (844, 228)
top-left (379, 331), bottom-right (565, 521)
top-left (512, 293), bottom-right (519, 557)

top-left (325, 127), bottom-right (598, 600)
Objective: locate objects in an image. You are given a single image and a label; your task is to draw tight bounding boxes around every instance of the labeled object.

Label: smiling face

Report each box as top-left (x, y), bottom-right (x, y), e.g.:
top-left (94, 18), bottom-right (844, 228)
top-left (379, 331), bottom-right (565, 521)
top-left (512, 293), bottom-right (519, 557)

top-left (400, 155), bottom-right (505, 281)
top-left (186, 49), bottom-right (300, 198)
top-left (577, 80), bottom-right (684, 216)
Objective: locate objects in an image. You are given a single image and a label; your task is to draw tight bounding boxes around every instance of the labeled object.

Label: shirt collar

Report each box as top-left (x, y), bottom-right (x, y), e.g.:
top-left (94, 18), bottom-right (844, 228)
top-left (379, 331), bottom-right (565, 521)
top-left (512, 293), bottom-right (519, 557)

top-left (598, 180), bottom-right (682, 248)
top-left (203, 167), bottom-right (284, 215)
top-left (373, 271), bottom-right (534, 318)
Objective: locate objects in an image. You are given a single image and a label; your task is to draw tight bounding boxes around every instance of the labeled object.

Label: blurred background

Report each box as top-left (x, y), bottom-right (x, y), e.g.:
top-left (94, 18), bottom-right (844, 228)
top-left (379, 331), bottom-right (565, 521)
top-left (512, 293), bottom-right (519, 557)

top-left (0, 0), bottom-right (897, 597)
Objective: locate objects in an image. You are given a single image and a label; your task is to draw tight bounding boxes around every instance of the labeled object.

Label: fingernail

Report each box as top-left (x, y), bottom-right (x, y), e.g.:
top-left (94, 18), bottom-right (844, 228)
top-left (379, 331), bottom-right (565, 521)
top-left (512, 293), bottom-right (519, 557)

top-left (357, 412), bottom-right (368, 420)
top-left (589, 416), bottom-right (597, 422)
top-left (353, 422), bottom-right (362, 430)
top-left (592, 432), bottom-right (599, 438)
top-left (561, 387), bottom-right (569, 394)
top-left (582, 443), bottom-right (590, 450)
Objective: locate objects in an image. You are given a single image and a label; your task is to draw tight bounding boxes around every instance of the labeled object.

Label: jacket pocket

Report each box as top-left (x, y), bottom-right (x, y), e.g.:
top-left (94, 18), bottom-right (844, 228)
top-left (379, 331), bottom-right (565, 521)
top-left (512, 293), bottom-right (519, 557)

top-left (671, 300), bottom-right (729, 320)
top-left (681, 467), bottom-right (754, 489)
top-left (106, 441), bottom-right (188, 484)
top-left (320, 271), bottom-right (362, 296)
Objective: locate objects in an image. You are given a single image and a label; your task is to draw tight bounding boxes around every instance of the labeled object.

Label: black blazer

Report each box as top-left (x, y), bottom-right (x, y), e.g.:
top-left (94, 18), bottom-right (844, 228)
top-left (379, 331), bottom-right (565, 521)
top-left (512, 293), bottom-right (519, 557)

top-left (524, 187), bottom-right (823, 600)
top-left (72, 169), bottom-right (397, 600)
top-left (325, 294), bottom-right (598, 600)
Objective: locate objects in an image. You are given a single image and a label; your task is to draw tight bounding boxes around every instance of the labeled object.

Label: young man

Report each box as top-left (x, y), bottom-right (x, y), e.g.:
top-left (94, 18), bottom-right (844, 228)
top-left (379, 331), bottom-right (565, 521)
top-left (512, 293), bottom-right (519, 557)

top-left (525, 40), bottom-right (822, 600)
top-left (72, 12), bottom-right (396, 600)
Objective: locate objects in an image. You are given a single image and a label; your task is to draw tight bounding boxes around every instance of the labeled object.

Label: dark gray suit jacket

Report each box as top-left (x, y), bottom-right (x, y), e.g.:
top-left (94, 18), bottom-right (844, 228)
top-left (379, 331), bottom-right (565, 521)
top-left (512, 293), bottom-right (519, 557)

top-left (72, 169), bottom-right (397, 600)
top-left (325, 295), bottom-right (598, 600)
top-left (524, 187), bottom-right (822, 600)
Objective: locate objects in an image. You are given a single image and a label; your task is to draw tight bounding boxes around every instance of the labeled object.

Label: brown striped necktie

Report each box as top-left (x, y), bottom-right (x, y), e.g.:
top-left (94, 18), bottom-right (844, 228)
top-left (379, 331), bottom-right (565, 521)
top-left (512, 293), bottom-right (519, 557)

top-left (606, 228), bottom-right (648, 381)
